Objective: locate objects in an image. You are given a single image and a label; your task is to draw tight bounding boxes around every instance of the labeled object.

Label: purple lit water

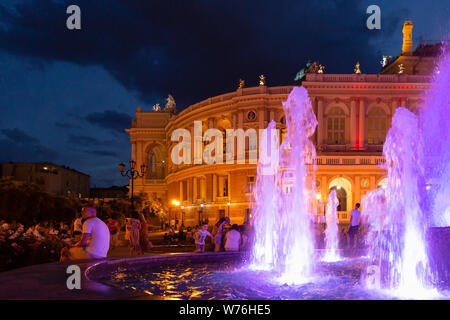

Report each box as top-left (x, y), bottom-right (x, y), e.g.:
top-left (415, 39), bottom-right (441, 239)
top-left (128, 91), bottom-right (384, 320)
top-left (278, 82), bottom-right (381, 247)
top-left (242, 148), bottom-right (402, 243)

top-left (250, 86), bottom-right (317, 284)
top-left (322, 190), bottom-right (341, 262)
top-left (421, 49), bottom-right (450, 227)
top-left (362, 51), bottom-right (450, 298)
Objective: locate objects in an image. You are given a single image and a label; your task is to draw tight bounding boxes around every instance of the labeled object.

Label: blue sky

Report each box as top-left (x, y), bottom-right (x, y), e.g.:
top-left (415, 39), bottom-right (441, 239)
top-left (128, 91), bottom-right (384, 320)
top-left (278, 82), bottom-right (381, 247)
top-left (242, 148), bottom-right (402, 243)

top-left (0, 0), bottom-right (448, 186)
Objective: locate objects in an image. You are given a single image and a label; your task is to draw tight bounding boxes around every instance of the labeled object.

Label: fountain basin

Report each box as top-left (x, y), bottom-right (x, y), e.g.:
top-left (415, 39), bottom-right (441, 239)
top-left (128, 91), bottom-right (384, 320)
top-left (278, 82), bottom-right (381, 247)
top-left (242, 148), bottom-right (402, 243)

top-left (86, 236), bottom-right (450, 300)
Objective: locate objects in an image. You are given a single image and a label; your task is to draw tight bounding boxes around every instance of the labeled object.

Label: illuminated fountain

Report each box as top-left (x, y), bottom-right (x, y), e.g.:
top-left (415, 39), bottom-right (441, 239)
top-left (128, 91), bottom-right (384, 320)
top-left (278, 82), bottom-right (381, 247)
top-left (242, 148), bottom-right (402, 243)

top-left (421, 49), bottom-right (450, 228)
top-left (88, 54), bottom-right (449, 300)
top-left (250, 86), bottom-right (317, 284)
top-left (363, 51), bottom-right (450, 298)
top-left (322, 190), bottom-right (341, 262)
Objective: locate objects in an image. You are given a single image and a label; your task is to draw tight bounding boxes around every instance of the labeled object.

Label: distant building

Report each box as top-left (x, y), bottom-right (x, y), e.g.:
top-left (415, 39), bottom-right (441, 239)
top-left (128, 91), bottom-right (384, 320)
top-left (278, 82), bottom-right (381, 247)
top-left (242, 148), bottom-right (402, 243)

top-left (126, 21), bottom-right (443, 227)
top-left (381, 21), bottom-right (447, 75)
top-left (89, 185), bottom-right (129, 202)
top-left (0, 162), bottom-right (90, 198)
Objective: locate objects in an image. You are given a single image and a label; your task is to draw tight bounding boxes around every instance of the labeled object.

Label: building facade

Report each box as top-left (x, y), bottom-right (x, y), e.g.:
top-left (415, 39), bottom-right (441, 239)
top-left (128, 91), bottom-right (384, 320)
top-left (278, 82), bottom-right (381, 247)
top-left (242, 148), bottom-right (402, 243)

top-left (0, 162), bottom-right (90, 198)
top-left (126, 21), bottom-right (439, 227)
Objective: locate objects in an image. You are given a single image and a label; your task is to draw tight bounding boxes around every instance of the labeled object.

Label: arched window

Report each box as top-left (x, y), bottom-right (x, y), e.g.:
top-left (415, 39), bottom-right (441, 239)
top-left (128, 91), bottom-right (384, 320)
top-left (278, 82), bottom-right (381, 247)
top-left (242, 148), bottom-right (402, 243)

top-left (149, 152), bottom-right (155, 177)
top-left (327, 107), bottom-right (345, 145)
top-left (368, 107), bottom-right (387, 145)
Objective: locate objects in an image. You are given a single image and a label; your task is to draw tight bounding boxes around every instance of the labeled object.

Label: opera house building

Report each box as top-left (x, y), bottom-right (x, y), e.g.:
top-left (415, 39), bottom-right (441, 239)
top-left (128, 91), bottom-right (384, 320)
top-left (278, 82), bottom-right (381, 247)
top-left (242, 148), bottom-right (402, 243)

top-left (126, 21), bottom-right (442, 227)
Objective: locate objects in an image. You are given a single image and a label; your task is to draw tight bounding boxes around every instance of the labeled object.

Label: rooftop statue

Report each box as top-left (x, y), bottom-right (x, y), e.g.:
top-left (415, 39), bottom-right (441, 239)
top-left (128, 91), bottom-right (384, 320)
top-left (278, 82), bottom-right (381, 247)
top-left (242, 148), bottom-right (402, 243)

top-left (354, 62), bottom-right (361, 74)
top-left (239, 78), bottom-right (245, 89)
top-left (318, 64), bottom-right (325, 74)
top-left (259, 74), bottom-right (266, 86)
top-left (398, 63), bottom-right (405, 74)
top-left (164, 94), bottom-right (176, 111)
top-left (381, 55), bottom-right (392, 67)
top-left (152, 103), bottom-right (161, 111)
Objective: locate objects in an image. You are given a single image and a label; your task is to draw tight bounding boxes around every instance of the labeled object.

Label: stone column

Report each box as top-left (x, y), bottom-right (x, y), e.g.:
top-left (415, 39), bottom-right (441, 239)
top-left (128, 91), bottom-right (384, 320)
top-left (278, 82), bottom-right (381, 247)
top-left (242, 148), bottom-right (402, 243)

top-left (359, 99), bottom-right (366, 150)
top-left (258, 109), bottom-right (265, 130)
top-left (350, 98), bottom-right (357, 149)
top-left (179, 180), bottom-right (183, 202)
top-left (238, 111), bottom-right (244, 129)
top-left (218, 175), bottom-right (224, 197)
top-left (213, 174), bottom-right (217, 201)
top-left (187, 178), bottom-right (191, 203)
top-left (136, 141), bottom-right (143, 168)
top-left (227, 172), bottom-right (231, 200)
top-left (193, 177), bottom-right (198, 202)
top-left (269, 110), bottom-right (275, 122)
top-left (400, 97), bottom-right (406, 107)
top-left (201, 178), bottom-right (206, 200)
top-left (355, 176), bottom-right (361, 208)
top-left (317, 98), bottom-right (324, 148)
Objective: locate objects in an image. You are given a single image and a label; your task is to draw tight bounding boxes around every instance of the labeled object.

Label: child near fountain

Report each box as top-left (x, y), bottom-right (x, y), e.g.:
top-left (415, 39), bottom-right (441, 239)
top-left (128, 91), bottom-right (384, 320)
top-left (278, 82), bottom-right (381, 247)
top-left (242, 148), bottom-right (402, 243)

top-left (194, 224), bottom-right (213, 253)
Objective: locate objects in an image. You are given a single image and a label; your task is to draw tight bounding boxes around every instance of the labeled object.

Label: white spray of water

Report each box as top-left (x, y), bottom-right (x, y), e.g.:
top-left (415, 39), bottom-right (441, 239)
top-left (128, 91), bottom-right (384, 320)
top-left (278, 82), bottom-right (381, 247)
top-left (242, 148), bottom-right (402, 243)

top-left (322, 190), bottom-right (341, 262)
top-left (364, 108), bottom-right (438, 299)
top-left (250, 86), bottom-right (317, 284)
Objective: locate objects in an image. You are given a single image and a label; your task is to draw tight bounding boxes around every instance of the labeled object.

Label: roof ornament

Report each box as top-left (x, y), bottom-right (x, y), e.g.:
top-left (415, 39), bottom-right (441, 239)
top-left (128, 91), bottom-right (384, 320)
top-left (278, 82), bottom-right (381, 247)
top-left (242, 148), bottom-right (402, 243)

top-left (259, 74), bottom-right (266, 86)
top-left (381, 55), bottom-right (392, 67)
top-left (164, 94), bottom-right (176, 112)
top-left (398, 63), bottom-right (405, 74)
top-left (318, 64), bottom-right (325, 74)
top-left (239, 78), bottom-right (245, 89)
top-left (152, 103), bottom-right (161, 111)
top-left (354, 61), bottom-right (362, 74)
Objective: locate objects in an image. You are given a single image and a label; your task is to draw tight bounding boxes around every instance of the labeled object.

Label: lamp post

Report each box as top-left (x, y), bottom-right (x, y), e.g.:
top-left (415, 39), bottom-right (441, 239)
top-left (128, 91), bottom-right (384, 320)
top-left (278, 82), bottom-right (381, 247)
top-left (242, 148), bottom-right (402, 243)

top-left (199, 203), bottom-right (204, 224)
top-left (171, 200), bottom-right (180, 228)
top-left (181, 205), bottom-right (185, 227)
top-left (227, 202), bottom-right (231, 217)
top-left (118, 160), bottom-right (147, 211)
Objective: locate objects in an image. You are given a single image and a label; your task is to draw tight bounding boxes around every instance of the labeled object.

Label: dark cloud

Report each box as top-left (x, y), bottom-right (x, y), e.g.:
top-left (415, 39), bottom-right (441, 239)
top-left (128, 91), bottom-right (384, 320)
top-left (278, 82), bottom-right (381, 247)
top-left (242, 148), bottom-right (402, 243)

top-left (0, 0), bottom-right (403, 108)
top-left (55, 121), bottom-right (81, 129)
top-left (67, 134), bottom-right (102, 147)
top-left (1, 128), bottom-right (39, 144)
top-left (84, 150), bottom-right (119, 157)
top-left (85, 110), bottom-right (132, 134)
top-left (0, 128), bottom-right (59, 162)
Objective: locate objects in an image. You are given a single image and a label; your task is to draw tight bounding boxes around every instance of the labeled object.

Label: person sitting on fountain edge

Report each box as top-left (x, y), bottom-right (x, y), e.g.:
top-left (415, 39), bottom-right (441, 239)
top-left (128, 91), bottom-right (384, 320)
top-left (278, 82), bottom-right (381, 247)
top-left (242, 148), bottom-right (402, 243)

top-left (60, 206), bottom-right (110, 261)
top-left (347, 203), bottom-right (361, 249)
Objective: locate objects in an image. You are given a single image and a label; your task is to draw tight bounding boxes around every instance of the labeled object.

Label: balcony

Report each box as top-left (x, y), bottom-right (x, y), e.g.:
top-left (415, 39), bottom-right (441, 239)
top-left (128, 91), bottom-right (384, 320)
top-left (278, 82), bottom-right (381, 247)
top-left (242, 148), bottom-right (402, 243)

top-left (312, 155), bottom-right (386, 166)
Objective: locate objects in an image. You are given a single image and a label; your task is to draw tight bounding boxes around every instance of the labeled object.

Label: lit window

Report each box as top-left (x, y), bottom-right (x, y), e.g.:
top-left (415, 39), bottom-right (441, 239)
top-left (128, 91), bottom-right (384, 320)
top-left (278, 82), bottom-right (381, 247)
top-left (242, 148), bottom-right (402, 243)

top-left (368, 107), bottom-right (387, 145)
top-left (327, 107), bottom-right (345, 145)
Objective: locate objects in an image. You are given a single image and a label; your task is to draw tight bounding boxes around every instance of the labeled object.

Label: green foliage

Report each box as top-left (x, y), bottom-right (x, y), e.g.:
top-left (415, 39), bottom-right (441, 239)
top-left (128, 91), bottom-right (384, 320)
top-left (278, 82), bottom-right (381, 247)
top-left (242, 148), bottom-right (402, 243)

top-left (0, 179), bottom-right (81, 225)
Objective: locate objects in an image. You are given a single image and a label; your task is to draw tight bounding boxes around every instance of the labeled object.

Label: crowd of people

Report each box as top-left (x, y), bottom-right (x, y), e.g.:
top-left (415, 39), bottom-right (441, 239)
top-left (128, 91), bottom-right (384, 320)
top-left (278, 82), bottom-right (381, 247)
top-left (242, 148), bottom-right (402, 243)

top-left (2, 203), bottom-right (363, 271)
top-left (182, 217), bottom-right (250, 253)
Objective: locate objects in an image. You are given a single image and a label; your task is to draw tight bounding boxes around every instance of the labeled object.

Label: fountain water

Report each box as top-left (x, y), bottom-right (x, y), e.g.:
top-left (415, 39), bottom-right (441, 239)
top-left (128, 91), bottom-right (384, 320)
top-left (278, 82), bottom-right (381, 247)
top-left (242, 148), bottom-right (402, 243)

top-left (250, 86), bottom-right (318, 284)
top-left (322, 190), bottom-right (341, 262)
top-left (363, 50), bottom-right (450, 298)
top-left (365, 107), bottom-right (436, 298)
top-left (421, 49), bottom-right (450, 227)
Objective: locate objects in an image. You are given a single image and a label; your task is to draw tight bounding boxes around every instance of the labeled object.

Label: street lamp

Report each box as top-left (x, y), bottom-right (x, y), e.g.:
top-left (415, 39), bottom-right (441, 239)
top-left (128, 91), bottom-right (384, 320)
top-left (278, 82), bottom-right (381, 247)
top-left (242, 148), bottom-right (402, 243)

top-left (199, 203), bottom-right (204, 225)
top-left (181, 205), bottom-right (185, 227)
top-left (118, 160), bottom-right (147, 211)
top-left (227, 201), bottom-right (231, 217)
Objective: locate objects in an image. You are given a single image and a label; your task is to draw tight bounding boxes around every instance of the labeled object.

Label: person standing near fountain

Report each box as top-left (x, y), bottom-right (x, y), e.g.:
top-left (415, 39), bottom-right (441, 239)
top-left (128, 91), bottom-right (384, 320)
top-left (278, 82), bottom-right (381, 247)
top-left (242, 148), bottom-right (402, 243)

top-left (347, 203), bottom-right (361, 249)
top-left (213, 217), bottom-right (230, 252)
top-left (194, 223), bottom-right (213, 253)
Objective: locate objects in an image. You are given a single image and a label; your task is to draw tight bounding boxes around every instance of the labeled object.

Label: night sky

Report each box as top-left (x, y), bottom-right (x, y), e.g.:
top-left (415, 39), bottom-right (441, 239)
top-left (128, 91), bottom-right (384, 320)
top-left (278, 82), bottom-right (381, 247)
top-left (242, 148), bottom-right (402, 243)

top-left (0, 0), bottom-right (448, 187)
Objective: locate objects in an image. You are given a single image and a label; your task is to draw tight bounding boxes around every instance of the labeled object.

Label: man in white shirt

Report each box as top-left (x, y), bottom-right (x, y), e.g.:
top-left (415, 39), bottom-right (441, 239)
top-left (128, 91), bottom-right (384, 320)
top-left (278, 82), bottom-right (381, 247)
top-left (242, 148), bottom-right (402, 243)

top-left (61, 206), bottom-right (110, 261)
top-left (347, 203), bottom-right (361, 249)
top-left (224, 224), bottom-right (241, 252)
